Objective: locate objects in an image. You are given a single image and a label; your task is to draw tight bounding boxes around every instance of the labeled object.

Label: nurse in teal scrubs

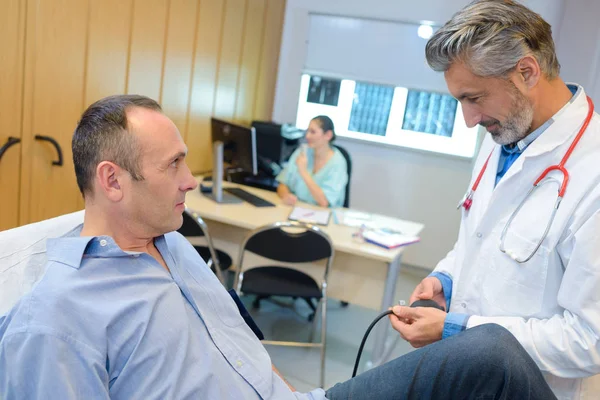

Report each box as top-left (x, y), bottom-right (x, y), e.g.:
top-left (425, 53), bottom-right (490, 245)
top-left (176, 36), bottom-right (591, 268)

top-left (276, 116), bottom-right (348, 208)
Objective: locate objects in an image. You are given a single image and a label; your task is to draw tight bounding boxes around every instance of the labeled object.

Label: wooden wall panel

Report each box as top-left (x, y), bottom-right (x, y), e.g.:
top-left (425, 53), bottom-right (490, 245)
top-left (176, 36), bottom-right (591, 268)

top-left (6, 0), bottom-right (286, 229)
top-left (78, 0), bottom-right (133, 211)
top-left (0, 0), bottom-right (26, 231)
top-left (84, 0), bottom-right (133, 107)
top-left (160, 0), bottom-right (199, 138)
top-left (233, 0), bottom-right (266, 124)
top-left (20, 0), bottom-right (89, 225)
top-left (213, 0), bottom-right (247, 120)
top-left (126, 0), bottom-right (169, 99)
top-left (253, 0), bottom-right (285, 121)
top-left (186, 0), bottom-right (226, 173)
top-left (185, 0), bottom-right (285, 174)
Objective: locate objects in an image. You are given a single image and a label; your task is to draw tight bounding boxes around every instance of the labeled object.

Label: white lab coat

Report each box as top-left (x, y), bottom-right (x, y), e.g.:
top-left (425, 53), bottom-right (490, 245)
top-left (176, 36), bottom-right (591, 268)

top-left (434, 85), bottom-right (600, 400)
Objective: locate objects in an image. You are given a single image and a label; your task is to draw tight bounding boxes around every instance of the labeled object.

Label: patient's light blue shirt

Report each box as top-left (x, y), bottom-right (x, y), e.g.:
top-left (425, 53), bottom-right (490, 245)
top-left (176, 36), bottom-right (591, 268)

top-left (277, 147), bottom-right (348, 208)
top-left (0, 227), bottom-right (326, 400)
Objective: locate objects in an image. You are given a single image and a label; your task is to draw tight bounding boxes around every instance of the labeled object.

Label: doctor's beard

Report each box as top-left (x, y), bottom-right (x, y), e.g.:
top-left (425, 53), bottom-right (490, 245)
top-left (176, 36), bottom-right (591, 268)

top-left (481, 83), bottom-right (535, 146)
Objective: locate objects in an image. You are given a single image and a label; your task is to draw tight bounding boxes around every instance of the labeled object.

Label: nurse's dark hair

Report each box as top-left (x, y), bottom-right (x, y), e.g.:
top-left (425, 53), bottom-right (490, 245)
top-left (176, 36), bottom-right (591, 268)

top-left (72, 94), bottom-right (163, 197)
top-left (425, 0), bottom-right (560, 79)
top-left (311, 115), bottom-right (336, 142)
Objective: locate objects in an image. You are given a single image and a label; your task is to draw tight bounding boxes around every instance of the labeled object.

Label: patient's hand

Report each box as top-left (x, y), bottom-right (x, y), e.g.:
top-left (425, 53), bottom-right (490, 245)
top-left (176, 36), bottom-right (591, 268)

top-left (282, 193), bottom-right (297, 206)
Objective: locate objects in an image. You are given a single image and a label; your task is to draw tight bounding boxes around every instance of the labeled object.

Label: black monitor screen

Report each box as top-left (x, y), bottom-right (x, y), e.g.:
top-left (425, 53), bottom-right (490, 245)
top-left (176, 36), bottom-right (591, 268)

top-left (252, 121), bottom-right (282, 165)
top-left (210, 118), bottom-right (257, 175)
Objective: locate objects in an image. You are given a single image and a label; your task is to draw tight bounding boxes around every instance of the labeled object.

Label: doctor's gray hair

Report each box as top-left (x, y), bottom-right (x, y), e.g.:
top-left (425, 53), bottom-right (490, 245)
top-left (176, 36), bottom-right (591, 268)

top-left (425, 0), bottom-right (560, 79)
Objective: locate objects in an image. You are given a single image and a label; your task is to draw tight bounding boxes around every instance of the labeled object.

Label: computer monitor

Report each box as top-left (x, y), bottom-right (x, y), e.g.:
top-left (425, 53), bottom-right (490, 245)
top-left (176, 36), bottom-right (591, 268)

top-left (211, 118), bottom-right (258, 176)
top-left (251, 120), bottom-right (304, 177)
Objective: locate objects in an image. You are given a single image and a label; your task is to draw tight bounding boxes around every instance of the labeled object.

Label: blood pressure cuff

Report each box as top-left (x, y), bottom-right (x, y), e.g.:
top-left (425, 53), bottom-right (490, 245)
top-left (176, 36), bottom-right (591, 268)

top-left (228, 289), bottom-right (265, 340)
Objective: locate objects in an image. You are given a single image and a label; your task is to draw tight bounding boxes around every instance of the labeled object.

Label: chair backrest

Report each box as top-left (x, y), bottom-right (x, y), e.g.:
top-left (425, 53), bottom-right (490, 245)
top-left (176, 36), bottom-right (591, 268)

top-left (333, 144), bottom-right (352, 208)
top-left (0, 211), bottom-right (85, 315)
top-left (243, 222), bottom-right (333, 263)
top-left (234, 221), bottom-right (334, 290)
top-left (177, 208), bottom-right (225, 283)
top-left (177, 209), bottom-right (207, 237)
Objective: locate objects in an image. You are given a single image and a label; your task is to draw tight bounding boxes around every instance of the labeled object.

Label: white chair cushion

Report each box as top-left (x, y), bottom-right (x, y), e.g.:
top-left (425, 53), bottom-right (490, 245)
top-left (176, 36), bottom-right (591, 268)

top-left (0, 211), bottom-right (84, 315)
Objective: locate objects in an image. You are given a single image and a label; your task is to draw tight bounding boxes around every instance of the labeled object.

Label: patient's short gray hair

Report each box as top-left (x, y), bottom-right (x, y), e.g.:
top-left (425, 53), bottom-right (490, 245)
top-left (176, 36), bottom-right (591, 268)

top-left (72, 95), bottom-right (162, 197)
top-left (425, 0), bottom-right (560, 79)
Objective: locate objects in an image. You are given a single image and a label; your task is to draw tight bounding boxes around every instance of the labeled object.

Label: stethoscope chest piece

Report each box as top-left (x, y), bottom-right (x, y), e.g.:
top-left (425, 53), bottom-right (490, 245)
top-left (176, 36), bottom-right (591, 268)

top-left (458, 191), bottom-right (474, 211)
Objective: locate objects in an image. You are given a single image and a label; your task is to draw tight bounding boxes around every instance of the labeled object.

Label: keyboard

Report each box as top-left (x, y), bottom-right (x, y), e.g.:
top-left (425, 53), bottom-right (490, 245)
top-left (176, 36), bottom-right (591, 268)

top-left (224, 188), bottom-right (275, 207)
top-left (242, 175), bottom-right (278, 192)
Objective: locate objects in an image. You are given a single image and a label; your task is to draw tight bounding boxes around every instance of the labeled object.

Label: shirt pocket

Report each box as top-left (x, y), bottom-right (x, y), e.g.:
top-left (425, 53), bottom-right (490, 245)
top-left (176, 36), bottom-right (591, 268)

top-left (176, 249), bottom-right (246, 328)
top-left (481, 228), bottom-right (550, 317)
top-left (206, 283), bottom-right (247, 328)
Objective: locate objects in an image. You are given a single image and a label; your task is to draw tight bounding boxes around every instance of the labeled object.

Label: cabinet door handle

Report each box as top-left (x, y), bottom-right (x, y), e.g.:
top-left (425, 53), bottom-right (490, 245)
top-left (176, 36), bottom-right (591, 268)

top-left (35, 135), bottom-right (63, 166)
top-left (0, 137), bottom-right (21, 162)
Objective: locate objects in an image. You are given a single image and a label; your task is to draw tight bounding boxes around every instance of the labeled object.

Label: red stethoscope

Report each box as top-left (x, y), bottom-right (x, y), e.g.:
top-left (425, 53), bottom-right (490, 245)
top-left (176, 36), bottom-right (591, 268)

top-left (458, 96), bottom-right (594, 213)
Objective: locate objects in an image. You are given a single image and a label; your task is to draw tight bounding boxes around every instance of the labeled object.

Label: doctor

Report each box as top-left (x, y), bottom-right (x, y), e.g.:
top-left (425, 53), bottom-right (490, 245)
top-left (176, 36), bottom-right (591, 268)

top-left (389, 1), bottom-right (600, 399)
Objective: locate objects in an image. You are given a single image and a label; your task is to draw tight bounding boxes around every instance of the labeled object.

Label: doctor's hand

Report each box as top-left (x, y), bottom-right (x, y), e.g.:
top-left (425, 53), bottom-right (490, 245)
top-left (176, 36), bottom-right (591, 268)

top-left (409, 277), bottom-right (446, 311)
top-left (389, 305), bottom-right (445, 348)
top-left (282, 193), bottom-right (298, 206)
top-left (295, 150), bottom-right (308, 172)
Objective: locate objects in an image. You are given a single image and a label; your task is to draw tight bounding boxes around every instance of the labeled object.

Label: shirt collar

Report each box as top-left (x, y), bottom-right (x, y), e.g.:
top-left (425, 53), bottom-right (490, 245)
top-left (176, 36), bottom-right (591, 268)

top-left (503, 84), bottom-right (580, 154)
top-left (46, 224), bottom-right (165, 269)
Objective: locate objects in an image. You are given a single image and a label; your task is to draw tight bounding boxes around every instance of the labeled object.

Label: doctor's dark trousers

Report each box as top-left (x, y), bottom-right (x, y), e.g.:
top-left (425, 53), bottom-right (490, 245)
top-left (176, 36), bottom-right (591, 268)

top-left (325, 324), bottom-right (556, 400)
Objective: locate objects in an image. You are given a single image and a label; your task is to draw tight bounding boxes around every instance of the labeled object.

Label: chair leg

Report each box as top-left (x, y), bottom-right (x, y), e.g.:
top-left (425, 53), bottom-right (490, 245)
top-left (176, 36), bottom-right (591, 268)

top-left (303, 297), bottom-right (317, 321)
top-left (253, 295), bottom-right (269, 309)
top-left (319, 296), bottom-right (327, 389)
top-left (309, 299), bottom-right (320, 343)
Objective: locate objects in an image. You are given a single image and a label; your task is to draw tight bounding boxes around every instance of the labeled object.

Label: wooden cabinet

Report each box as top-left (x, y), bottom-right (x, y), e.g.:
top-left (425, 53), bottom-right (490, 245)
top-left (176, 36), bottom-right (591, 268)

top-left (0, 0), bottom-right (285, 231)
top-left (20, 0), bottom-right (89, 225)
top-left (0, 0), bottom-right (26, 231)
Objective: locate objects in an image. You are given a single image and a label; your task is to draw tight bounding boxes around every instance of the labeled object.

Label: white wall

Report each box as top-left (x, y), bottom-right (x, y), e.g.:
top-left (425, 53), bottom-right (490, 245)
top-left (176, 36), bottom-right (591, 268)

top-left (272, 0), bottom-right (564, 269)
top-left (304, 15), bottom-right (448, 93)
top-left (556, 0), bottom-right (600, 103)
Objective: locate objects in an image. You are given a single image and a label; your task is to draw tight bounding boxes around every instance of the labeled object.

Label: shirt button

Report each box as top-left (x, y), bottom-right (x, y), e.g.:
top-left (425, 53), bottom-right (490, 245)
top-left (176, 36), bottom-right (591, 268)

top-left (99, 239), bottom-right (107, 247)
top-left (236, 360), bottom-right (243, 367)
top-left (476, 232), bottom-right (482, 238)
top-left (461, 303), bottom-right (467, 308)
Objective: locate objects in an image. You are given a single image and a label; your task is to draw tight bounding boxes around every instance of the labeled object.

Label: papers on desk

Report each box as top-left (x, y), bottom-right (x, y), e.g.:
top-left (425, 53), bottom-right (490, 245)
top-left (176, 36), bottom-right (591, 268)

top-left (361, 229), bottom-right (420, 250)
top-left (288, 206), bottom-right (331, 226)
top-left (336, 210), bottom-right (372, 227)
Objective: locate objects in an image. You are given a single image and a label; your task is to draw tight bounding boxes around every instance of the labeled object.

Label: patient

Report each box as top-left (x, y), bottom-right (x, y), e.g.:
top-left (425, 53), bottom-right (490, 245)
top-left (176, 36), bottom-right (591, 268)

top-left (276, 116), bottom-right (348, 207)
top-left (0, 95), bottom-right (555, 399)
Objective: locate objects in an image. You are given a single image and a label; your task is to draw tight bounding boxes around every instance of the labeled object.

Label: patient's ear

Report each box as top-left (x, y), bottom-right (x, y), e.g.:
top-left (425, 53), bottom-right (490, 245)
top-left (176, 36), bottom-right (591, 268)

top-left (96, 161), bottom-right (124, 202)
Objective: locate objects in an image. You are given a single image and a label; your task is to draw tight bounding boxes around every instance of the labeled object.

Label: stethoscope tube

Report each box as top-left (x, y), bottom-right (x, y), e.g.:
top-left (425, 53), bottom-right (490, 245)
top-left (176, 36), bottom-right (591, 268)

top-left (499, 179), bottom-right (562, 263)
top-left (460, 96), bottom-right (594, 263)
top-left (459, 96), bottom-right (594, 212)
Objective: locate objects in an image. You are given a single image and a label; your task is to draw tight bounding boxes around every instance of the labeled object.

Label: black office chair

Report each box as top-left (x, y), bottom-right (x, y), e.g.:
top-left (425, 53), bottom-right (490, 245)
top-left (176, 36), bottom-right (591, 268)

top-left (234, 221), bottom-right (334, 388)
top-left (333, 144), bottom-right (352, 208)
top-left (177, 208), bottom-right (232, 285)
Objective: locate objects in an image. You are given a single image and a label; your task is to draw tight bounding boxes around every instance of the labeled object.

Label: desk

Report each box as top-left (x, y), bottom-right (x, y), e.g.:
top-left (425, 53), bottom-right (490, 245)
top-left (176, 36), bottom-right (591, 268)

top-left (184, 178), bottom-right (424, 367)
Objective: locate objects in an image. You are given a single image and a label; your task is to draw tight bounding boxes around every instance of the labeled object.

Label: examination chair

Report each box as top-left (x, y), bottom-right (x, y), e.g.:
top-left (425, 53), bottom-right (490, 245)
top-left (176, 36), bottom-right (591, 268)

top-left (0, 211), bottom-right (85, 315)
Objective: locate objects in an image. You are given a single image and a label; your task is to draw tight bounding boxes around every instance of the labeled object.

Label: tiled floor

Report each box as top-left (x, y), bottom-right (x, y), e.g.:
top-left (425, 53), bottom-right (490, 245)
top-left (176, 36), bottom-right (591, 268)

top-left (240, 265), bottom-right (430, 393)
